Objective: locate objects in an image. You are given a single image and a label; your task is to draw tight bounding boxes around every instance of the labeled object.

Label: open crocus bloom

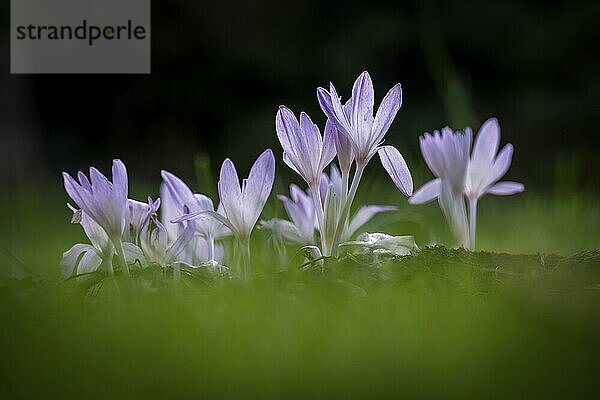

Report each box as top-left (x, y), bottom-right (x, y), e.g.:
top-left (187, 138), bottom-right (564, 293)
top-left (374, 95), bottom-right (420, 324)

top-left (175, 149), bottom-right (275, 245)
top-left (317, 71), bottom-right (403, 165)
top-left (63, 159), bottom-right (128, 240)
top-left (410, 118), bottom-right (524, 249)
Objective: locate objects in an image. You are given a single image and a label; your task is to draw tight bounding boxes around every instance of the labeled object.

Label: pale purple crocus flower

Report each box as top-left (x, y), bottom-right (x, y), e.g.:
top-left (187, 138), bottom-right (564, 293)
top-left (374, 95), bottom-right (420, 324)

top-left (61, 206), bottom-right (144, 278)
top-left (174, 149), bottom-right (275, 277)
top-left (261, 184), bottom-right (317, 245)
top-left (317, 71), bottom-right (412, 256)
top-left (63, 159), bottom-right (132, 276)
top-left (464, 118), bottom-right (524, 248)
top-left (160, 171), bottom-right (230, 262)
top-left (409, 127), bottom-right (472, 247)
top-left (276, 107), bottom-right (336, 253)
top-left (410, 118), bottom-right (524, 249)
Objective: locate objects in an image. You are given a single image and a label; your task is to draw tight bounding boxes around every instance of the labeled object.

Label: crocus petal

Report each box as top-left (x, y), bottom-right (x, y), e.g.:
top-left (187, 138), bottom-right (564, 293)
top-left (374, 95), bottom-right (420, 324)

top-left (471, 118), bottom-right (500, 169)
top-left (378, 145), bottom-right (413, 196)
top-left (77, 249), bottom-right (103, 275)
top-left (276, 106), bottom-right (302, 162)
top-left (122, 242), bottom-right (146, 267)
top-left (160, 171), bottom-right (197, 211)
top-left (349, 71), bottom-right (375, 145)
top-left (174, 210), bottom-right (238, 237)
top-left (261, 219), bottom-right (310, 244)
top-left (317, 85), bottom-right (353, 138)
top-left (328, 119), bottom-right (354, 172)
top-left (242, 149), bottom-right (275, 234)
top-left (320, 119), bottom-right (338, 171)
top-left (112, 159), bottom-right (128, 211)
top-left (61, 244), bottom-right (94, 278)
top-left (346, 205), bottom-right (397, 239)
top-left (218, 158), bottom-right (243, 230)
top-left (486, 181), bottom-right (524, 196)
top-left (166, 222), bottom-right (196, 264)
top-left (299, 112), bottom-right (323, 183)
top-left (491, 143), bottom-right (514, 182)
top-left (409, 179), bottom-right (441, 205)
top-left (370, 83), bottom-right (402, 148)
top-left (79, 211), bottom-right (112, 252)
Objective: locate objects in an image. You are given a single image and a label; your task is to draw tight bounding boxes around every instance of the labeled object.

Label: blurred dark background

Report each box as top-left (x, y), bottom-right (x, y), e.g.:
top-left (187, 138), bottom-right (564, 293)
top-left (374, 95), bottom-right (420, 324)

top-left (0, 0), bottom-right (599, 193)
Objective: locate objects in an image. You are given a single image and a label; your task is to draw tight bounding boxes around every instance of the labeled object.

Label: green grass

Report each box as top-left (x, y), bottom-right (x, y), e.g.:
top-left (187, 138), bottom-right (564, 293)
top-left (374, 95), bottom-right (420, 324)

top-left (1, 182), bottom-right (599, 398)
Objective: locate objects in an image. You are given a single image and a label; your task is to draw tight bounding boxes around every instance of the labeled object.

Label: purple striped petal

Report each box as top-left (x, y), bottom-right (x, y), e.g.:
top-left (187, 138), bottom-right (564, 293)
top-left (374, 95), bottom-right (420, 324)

top-left (370, 83), bottom-right (402, 148)
top-left (487, 181), bottom-right (524, 196)
top-left (471, 118), bottom-right (500, 169)
top-left (378, 145), bottom-right (413, 196)
top-left (409, 178), bottom-right (441, 205)
top-left (243, 149), bottom-right (275, 234)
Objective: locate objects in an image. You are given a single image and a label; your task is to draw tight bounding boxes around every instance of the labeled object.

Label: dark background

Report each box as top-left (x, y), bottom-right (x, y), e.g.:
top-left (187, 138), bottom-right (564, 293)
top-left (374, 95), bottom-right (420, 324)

top-left (1, 0), bottom-right (599, 192)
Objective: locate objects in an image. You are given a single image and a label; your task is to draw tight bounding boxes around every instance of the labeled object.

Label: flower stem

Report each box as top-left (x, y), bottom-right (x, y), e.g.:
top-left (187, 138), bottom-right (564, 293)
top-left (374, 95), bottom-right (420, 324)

top-left (173, 262), bottom-right (181, 281)
top-left (468, 198), bottom-right (478, 251)
top-left (207, 233), bottom-right (215, 262)
top-left (238, 237), bottom-right (251, 281)
top-left (330, 162), bottom-right (366, 258)
top-left (310, 184), bottom-right (329, 256)
top-left (341, 167), bottom-right (350, 204)
top-left (113, 238), bottom-right (130, 277)
top-left (106, 249), bottom-right (115, 276)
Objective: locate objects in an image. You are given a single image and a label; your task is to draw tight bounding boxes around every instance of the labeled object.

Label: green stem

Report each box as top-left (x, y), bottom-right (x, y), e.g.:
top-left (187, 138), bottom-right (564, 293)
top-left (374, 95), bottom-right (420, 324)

top-left (206, 233), bottom-right (215, 261)
top-left (310, 184), bottom-right (329, 256)
top-left (330, 162), bottom-right (366, 257)
top-left (106, 249), bottom-right (115, 276)
top-left (238, 237), bottom-right (251, 281)
top-left (468, 198), bottom-right (478, 251)
top-left (113, 238), bottom-right (130, 277)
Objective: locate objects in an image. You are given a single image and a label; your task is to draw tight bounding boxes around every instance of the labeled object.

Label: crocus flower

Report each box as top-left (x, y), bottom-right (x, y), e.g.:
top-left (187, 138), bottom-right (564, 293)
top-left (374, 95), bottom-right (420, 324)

top-left (276, 106), bottom-right (336, 188)
top-left (316, 71), bottom-right (412, 256)
top-left (410, 118), bottom-right (524, 249)
top-left (317, 71), bottom-right (404, 166)
top-left (409, 127), bottom-right (472, 246)
top-left (160, 170), bottom-right (230, 261)
top-left (261, 184), bottom-right (316, 245)
top-left (63, 159), bottom-right (132, 275)
top-left (464, 118), bottom-right (524, 247)
top-left (63, 159), bottom-right (128, 239)
top-left (175, 149), bottom-right (275, 246)
top-left (61, 206), bottom-right (144, 278)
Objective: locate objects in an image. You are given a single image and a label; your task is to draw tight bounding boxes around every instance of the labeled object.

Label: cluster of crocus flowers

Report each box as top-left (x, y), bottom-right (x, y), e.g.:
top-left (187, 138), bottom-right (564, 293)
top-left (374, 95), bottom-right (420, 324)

top-left (62, 151), bottom-right (275, 279)
top-left (410, 118), bottom-right (524, 249)
top-left (273, 71), bottom-right (414, 258)
top-left (61, 71), bottom-right (523, 279)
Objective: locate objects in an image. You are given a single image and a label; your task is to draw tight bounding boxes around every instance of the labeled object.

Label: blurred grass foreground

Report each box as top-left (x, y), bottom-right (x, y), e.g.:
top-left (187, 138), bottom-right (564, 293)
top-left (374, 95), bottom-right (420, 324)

top-left (1, 183), bottom-right (599, 398)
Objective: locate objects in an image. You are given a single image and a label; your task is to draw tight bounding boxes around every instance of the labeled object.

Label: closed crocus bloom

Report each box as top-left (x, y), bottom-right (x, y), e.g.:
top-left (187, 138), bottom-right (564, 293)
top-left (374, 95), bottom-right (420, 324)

top-left (276, 106), bottom-right (336, 188)
top-left (63, 159), bottom-right (133, 276)
top-left (63, 159), bottom-right (129, 239)
top-left (262, 184), bottom-right (317, 245)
